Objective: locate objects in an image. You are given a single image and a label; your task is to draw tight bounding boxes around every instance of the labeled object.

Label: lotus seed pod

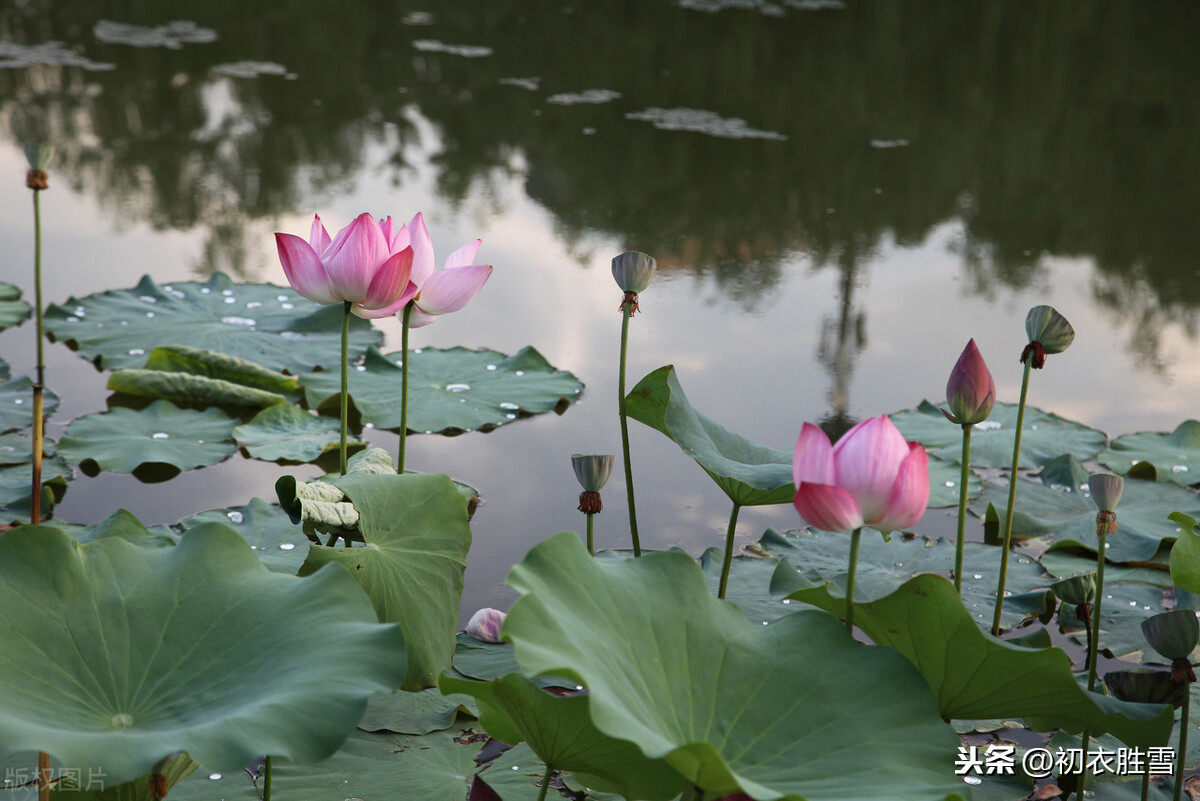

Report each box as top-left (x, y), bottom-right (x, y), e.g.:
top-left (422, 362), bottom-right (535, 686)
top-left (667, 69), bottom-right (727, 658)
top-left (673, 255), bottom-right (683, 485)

top-left (22, 144), bottom-right (54, 171)
top-left (1050, 572), bottom-right (1096, 607)
top-left (1141, 609), bottom-right (1200, 662)
top-left (1088, 473), bottom-right (1123, 512)
top-left (611, 251), bottom-right (656, 294)
top-left (571, 454), bottom-right (614, 492)
top-left (1024, 305), bottom-right (1074, 354)
top-left (465, 607), bottom-right (507, 644)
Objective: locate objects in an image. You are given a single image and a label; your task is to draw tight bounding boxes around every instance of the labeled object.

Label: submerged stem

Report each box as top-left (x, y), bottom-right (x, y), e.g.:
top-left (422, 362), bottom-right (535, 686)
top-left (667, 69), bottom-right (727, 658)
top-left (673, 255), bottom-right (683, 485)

top-left (717, 503), bottom-right (742, 600)
top-left (618, 304), bottom-right (640, 556)
top-left (991, 358), bottom-right (1033, 636)
top-left (339, 301), bottom-right (351, 476)
top-left (954, 424), bottom-right (972, 595)
top-left (846, 527), bottom-right (863, 634)
top-left (398, 302), bottom-right (412, 473)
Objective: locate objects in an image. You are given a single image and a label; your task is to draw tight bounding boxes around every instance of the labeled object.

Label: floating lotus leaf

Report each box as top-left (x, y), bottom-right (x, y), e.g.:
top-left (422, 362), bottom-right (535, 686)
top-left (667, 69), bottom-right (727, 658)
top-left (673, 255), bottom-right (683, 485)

top-left (0, 452), bottom-right (72, 523)
top-left (358, 687), bottom-right (476, 735)
top-left (58, 400), bottom-right (236, 479)
top-left (758, 527), bottom-right (1054, 631)
top-left (969, 454), bottom-right (1200, 562)
top-left (624, 365), bottom-right (794, 505)
top-left (174, 497), bottom-right (312, 573)
top-left (0, 432), bottom-right (55, 465)
top-left (441, 672), bottom-right (686, 801)
top-left (504, 532), bottom-right (966, 801)
top-left (1169, 512), bottom-right (1200, 592)
top-left (926, 453), bottom-right (983, 507)
top-left (0, 283), bottom-right (30, 332)
top-left (1040, 547), bottom-right (1172, 587)
top-left (0, 523), bottom-right (405, 785)
top-left (300, 345), bottom-right (583, 434)
top-left (698, 546), bottom-right (799, 625)
top-left (46, 508), bottom-right (177, 548)
top-left (0, 377), bottom-right (60, 433)
top-left (1057, 581), bottom-right (1180, 660)
top-left (1099, 421), bottom-right (1200, 486)
top-left (234, 403), bottom-right (364, 463)
top-left (770, 570), bottom-right (1173, 747)
top-left (450, 633), bottom-right (522, 682)
top-left (890, 400), bottom-right (1107, 469)
top-left (299, 473), bottom-right (472, 691)
top-left (44, 273), bottom-right (381, 373)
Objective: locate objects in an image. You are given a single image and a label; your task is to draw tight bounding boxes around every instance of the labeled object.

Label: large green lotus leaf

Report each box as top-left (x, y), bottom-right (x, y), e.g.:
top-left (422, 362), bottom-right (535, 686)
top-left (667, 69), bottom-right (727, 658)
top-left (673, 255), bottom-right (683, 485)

top-left (0, 376), bottom-right (60, 433)
top-left (1040, 547), bottom-right (1173, 586)
top-left (0, 523), bottom-right (405, 785)
top-left (174, 497), bottom-right (311, 573)
top-left (451, 633), bottom-right (522, 681)
top-left (0, 282), bottom-right (31, 332)
top-left (697, 547), bottom-right (801, 625)
top-left (58, 400), bottom-right (236, 478)
top-left (169, 727), bottom-right (480, 801)
top-left (969, 454), bottom-right (1200, 563)
top-left (625, 365), bottom-right (794, 505)
top-left (442, 672), bottom-right (686, 801)
top-left (0, 432), bottom-right (55, 465)
top-left (358, 687), bottom-right (476, 735)
top-left (927, 454), bottom-right (983, 508)
top-left (758, 527), bottom-right (1054, 631)
top-left (1170, 512), bottom-right (1200, 592)
top-left (44, 273), bottom-right (381, 373)
top-left (890, 400), bottom-right (1108, 469)
top-left (1099, 421), bottom-right (1200, 487)
top-left (300, 345), bottom-right (584, 434)
top-left (299, 473), bottom-right (471, 691)
top-left (46, 508), bottom-right (177, 548)
top-left (769, 570), bottom-right (1173, 747)
top-left (0, 453), bottom-right (72, 521)
top-left (233, 403), bottom-right (364, 463)
top-left (108, 345), bottom-right (301, 409)
top-left (504, 532), bottom-right (966, 801)
top-left (2, 752), bottom-right (199, 801)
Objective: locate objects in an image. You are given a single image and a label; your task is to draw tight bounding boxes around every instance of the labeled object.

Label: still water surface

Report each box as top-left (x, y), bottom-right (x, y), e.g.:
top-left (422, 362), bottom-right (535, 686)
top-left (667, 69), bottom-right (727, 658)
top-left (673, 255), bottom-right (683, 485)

top-left (2, 1), bottom-right (1199, 619)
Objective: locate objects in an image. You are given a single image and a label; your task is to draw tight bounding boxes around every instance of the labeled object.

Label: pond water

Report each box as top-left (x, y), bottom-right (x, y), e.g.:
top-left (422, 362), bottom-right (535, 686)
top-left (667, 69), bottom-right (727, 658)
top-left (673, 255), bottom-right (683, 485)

top-left (2, 1), bottom-right (1199, 623)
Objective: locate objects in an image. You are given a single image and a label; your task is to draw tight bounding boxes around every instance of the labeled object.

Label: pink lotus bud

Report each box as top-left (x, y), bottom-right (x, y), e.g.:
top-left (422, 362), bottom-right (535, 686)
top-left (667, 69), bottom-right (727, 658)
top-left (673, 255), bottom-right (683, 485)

top-left (465, 608), bottom-right (506, 643)
top-left (942, 339), bottom-right (996, 426)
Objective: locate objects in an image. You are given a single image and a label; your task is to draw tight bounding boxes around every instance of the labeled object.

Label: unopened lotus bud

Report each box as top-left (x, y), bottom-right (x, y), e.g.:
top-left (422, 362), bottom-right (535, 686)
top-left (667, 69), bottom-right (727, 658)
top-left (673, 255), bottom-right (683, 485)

top-left (1141, 609), bottom-right (1200, 662)
top-left (572, 454), bottom-right (614, 492)
top-left (465, 608), bottom-right (506, 644)
top-left (611, 251), bottom-right (656, 294)
top-left (1050, 572), bottom-right (1095, 607)
top-left (942, 339), bottom-right (996, 425)
top-left (1021, 306), bottom-right (1074, 368)
top-left (1088, 473), bottom-right (1123, 512)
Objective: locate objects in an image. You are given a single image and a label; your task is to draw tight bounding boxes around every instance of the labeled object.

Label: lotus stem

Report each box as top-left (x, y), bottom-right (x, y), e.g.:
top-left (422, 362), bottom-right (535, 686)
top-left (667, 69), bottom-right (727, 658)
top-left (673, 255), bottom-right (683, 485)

top-left (846, 527), bottom-right (863, 633)
top-left (536, 764), bottom-right (554, 801)
top-left (585, 512), bottom-right (595, 556)
top-left (339, 301), bottom-right (351, 476)
top-left (1087, 524), bottom-right (1109, 692)
top-left (398, 302), bottom-right (412, 473)
top-left (33, 190), bottom-right (44, 385)
top-left (1177, 684), bottom-right (1189, 801)
top-left (263, 756), bottom-right (273, 801)
top-left (717, 503), bottom-right (742, 600)
top-left (38, 752), bottom-right (48, 801)
top-left (1142, 771), bottom-right (1149, 801)
top-left (618, 303), bottom-right (641, 556)
top-left (30, 388), bottom-right (42, 523)
top-left (991, 357), bottom-right (1033, 636)
top-left (953, 423), bottom-right (972, 595)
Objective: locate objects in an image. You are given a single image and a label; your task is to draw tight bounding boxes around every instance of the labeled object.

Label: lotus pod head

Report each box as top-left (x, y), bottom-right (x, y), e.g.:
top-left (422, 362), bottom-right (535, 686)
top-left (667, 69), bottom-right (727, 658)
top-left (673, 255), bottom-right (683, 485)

top-left (1049, 572), bottom-right (1096, 607)
top-left (23, 144), bottom-right (54, 171)
top-left (1088, 473), bottom-right (1123, 512)
top-left (1024, 305), bottom-right (1074, 354)
top-left (571, 454), bottom-right (614, 492)
top-left (611, 251), bottom-right (656, 294)
top-left (1141, 609), bottom-right (1200, 662)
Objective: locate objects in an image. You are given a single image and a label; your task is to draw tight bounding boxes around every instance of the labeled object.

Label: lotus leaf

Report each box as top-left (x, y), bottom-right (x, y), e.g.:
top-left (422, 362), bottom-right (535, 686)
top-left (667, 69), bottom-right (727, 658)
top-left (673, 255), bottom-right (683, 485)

top-left (0, 453), bottom-right (72, 522)
top-left (504, 532), bottom-right (966, 801)
top-left (1100, 421), bottom-right (1200, 486)
top-left (358, 687), bottom-right (477, 735)
top-left (0, 523), bottom-right (405, 785)
top-left (1040, 547), bottom-right (1172, 587)
top-left (44, 273), bottom-right (381, 373)
top-left (624, 365), bottom-right (794, 505)
top-left (0, 283), bottom-right (31, 331)
top-left (1169, 512), bottom-right (1200, 592)
top-left (927, 453), bottom-right (983, 507)
top-left (1058, 581), bottom-right (1188, 661)
top-left (300, 345), bottom-right (583, 434)
top-left (58, 400), bottom-right (236, 479)
top-left (107, 345), bottom-right (301, 409)
top-left (0, 357), bottom-right (8, 381)
top-left (299, 473), bottom-right (471, 691)
top-left (234, 403), bottom-right (364, 463)
top-left (890, 400), bottom-right (1107, 469)
top-left (47, 508), bottom-right (177, 548)
top-left (770, 571), bottom-right (1173, 747)
top-left (969, 454), bottom-right (1200, 562)
top-left (174, 497), bottom-right (312, 573)
top-left (0, 377), bottom-right (60, 433)
top-left (441, 672), bottom-right (686, 801)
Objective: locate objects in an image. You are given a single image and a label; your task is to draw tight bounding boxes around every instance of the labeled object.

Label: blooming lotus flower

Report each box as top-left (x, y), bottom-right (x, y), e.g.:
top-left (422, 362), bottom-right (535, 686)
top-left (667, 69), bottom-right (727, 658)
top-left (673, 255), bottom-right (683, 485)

top-left (942, 339), bottom-right (996, 425)
top-left (792, 416), bottom-right (929, 533)
top-left (465, 608), bottom-right (506, 644)
top-left (404, 212), bottom-right (493, 327)
top-left (275, 212), bottom-right (419, 319)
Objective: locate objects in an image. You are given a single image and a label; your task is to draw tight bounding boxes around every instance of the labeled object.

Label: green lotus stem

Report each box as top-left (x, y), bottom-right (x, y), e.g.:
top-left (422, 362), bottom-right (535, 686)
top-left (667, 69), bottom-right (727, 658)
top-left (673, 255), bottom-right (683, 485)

top-left (991, 357), bottom-right (1033, 636)
top-left (398, 302), bottom-right (413, 473)
top-left (263, 756), bottom-right (273, 801)
top-left (1087, 527), bottom-right (1108, 691)
top-left (1176, 684), bottom-right (1190, 801)
top-left (953, 424), bottom-right (971, 595)
top-left (717, 503), bottom-right (742, 600)
top-left (33, 190), bottom-right (44, 385)
top-left (618, 303), bottom-right (641, 557)
top-left (585, 512), bottom-right (595, 556)
top-left (536, 764), bottom-right (554, 801)
top-left (846, 527), bottom-right (863, 633)
top-left (30, 388), bottom-right (42, 523)
top-left (339, 301), bottom-right (351, 476)
top-left (1142, 770), bottom-right (1150, 801)
top-left (31, 174), bottom-right (48, 801)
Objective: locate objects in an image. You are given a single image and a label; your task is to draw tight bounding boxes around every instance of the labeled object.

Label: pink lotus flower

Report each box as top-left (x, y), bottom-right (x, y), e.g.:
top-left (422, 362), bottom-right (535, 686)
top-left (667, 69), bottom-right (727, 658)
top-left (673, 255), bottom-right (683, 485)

top-left (275, 212), bottom-right (419, 319)
top-left (404, 212), bottom-right (493, 327)
top-left (942, 339), bottom-right (996, 425)
top-left (792, 416), bottom-right (929, 533)
top-left (465, 608), bottom-right (506, 644)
